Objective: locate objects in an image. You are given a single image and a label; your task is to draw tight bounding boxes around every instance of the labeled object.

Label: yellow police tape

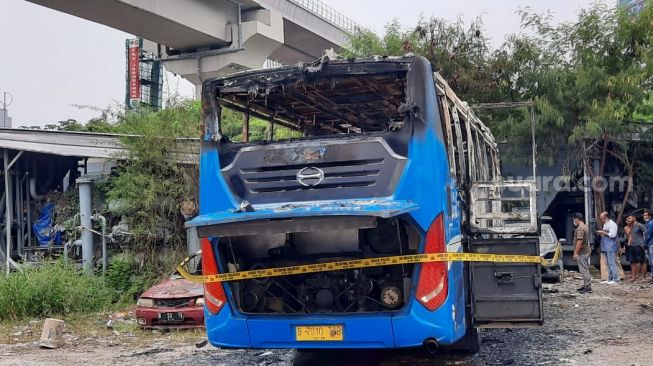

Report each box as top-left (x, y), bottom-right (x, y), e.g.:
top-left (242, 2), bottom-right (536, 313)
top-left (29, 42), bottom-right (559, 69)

top-left (177, 245), bottom-right (561, 284)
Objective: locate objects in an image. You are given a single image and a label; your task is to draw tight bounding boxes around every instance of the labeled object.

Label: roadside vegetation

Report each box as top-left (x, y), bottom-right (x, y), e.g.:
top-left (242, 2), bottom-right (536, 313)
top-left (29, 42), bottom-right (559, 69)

top-left (0, 262), bottom-right (114, 320)
top-left (4, 101), bottom-right (207, 321)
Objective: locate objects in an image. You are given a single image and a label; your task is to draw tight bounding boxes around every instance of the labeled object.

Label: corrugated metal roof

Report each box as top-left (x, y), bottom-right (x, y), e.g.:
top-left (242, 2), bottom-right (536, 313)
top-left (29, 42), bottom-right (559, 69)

top-left (0, 128), bottom-right (127, 158)
top-left (0, 128), bottom-right (199, 163)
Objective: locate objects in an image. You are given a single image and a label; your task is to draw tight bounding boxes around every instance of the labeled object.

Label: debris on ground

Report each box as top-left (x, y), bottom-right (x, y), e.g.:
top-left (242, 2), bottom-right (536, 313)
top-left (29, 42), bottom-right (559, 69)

top-left (1, 270), bottom-right (653, 365)
top-left (195, 339), bottom-right (208, 349)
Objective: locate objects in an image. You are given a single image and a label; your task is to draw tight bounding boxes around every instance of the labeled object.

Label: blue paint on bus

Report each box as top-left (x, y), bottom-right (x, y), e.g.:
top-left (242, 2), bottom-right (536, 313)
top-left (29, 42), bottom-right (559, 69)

top-left (191, 56), bottom-right (470, 349)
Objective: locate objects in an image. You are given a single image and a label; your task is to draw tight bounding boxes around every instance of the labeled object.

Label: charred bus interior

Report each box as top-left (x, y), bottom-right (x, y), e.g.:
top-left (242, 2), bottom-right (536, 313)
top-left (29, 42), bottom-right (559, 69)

top-left (199, 216), bottom-right (420, 314)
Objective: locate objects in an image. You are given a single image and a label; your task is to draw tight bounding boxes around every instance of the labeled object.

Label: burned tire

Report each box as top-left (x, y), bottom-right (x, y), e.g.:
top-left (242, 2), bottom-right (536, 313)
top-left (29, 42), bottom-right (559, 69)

top-left (554, 258), bottom-right (564, 283)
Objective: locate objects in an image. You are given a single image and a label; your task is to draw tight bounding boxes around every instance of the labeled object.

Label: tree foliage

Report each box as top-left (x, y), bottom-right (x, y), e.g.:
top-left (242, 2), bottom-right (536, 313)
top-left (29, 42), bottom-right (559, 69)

top-left (345, 3), bottom-right (653, 160)
top-left (344, 16), bottom-right (498, 104)
top-left (219, 108), bottom-right (302, 142)
top-left (346, 2), bottom-right (653, 222)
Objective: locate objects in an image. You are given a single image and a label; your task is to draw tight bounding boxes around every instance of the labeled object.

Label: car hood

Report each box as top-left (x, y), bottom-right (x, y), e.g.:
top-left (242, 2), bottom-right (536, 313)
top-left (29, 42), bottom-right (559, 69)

top-left (140, 278), bottom-right (203, 299)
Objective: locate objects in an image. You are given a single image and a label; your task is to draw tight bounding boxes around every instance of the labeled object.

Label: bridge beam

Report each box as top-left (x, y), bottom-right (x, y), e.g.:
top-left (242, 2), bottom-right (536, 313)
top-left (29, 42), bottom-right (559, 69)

top-left (27, 0), bottom-right (239, 49)
top-left (27, 0), bottom-right (356, 84)
top-left (162, 9), bottom-right (285, 84)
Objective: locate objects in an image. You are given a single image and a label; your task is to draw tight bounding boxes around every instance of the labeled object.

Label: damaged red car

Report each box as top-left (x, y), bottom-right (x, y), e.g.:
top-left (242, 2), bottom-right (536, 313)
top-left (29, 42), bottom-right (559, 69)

top-left (135, 272), bottom-right (205, 329)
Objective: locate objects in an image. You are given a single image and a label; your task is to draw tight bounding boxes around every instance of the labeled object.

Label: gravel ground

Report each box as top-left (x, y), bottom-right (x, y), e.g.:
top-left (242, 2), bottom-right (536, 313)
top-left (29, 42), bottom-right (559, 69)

top-left (2, 270), bottom-right (653, 366)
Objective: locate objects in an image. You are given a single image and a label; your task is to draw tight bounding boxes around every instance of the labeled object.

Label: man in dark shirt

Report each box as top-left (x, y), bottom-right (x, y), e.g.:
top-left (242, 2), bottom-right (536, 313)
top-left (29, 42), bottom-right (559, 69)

top-left (572, 212), bottom-right (592, 293)
top-left (626, 215), bottom-right (647, 282)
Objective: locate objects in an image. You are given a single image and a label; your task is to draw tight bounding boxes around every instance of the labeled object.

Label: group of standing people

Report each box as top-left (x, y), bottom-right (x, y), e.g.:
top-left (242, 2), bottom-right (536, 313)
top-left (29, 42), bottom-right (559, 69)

top-left (572, 210), bottom-right (653, 293)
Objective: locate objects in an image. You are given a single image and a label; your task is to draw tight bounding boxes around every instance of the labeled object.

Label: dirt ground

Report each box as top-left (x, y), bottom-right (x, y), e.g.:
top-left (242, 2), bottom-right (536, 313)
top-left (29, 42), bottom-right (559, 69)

top-left (2, 269), bottom-right (653, 366)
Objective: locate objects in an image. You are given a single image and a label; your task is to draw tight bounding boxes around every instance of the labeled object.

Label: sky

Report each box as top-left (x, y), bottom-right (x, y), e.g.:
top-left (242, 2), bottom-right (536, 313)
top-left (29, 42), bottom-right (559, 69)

top-left (0, 0), bottom-right (608, 127)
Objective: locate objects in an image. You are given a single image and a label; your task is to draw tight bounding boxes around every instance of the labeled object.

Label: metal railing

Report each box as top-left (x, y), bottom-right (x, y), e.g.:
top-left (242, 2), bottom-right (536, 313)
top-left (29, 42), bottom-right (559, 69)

top-left (288, 0), bottom-right (362, 34)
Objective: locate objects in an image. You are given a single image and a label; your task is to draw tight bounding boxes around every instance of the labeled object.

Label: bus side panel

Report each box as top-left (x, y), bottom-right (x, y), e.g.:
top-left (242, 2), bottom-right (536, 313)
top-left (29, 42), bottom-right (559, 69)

top-left (470, 238), bottom-right (543, 327)
top-left (198, 141), bottom-right (239, 215)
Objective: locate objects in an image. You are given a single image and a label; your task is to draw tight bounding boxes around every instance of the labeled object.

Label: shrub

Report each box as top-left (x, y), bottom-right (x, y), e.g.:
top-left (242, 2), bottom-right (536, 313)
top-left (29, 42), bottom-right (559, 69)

top-left (105, 101), bottom-right (200, 252)
top-left (0, 262), bottom-right (115, 320)
top-left (105, 255), bottom-right (153, 305)
top-left (105, 257), bottom-right (135, 294)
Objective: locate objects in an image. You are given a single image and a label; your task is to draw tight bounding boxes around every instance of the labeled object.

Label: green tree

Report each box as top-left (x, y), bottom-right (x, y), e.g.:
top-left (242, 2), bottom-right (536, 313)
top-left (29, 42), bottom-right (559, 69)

top-left (511, 3), bottom-right (653, 222)
top-left (344, 16), bottom-right (496, 103)
top-left (44, 118), bottom-right (85, 131)
top-left (219, 108), bottom-right (302, 142)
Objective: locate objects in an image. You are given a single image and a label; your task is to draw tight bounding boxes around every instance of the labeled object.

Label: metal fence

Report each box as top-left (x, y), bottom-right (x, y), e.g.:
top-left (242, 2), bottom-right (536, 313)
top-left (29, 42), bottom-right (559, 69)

top-left (288, 0), bottom-right (361, 34)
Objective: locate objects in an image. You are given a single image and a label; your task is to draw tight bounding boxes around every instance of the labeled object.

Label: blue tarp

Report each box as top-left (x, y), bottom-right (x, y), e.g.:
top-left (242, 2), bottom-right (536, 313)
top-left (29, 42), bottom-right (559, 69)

top-left (32, 202), bottom-right (61, 246)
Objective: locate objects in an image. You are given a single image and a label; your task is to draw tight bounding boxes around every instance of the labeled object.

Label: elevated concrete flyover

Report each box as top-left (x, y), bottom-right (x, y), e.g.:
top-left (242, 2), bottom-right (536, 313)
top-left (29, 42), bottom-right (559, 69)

top-left (26, 0), bottom-right (361, 83)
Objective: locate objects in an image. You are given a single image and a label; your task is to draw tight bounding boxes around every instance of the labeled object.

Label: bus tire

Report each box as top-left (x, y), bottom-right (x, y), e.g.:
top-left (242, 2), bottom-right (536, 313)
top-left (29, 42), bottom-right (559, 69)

top-left (554, 258), bottom-right (564, 283)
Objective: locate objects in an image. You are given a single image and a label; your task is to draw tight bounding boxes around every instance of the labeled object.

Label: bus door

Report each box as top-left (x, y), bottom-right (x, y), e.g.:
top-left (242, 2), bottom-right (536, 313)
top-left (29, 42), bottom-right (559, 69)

top-left (467, 180), bottom-right (543, 327)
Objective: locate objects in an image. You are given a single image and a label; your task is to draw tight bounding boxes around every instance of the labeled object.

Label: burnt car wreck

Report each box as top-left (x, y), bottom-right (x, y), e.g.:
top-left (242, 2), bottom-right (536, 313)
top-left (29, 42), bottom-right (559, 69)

top-left (198, 56), bottom-right (424, 314)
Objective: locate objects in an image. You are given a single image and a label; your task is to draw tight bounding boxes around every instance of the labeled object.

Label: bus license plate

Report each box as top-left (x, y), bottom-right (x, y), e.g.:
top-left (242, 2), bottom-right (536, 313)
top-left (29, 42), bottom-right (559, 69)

top-left (295, 325), bottom-right (343, 341)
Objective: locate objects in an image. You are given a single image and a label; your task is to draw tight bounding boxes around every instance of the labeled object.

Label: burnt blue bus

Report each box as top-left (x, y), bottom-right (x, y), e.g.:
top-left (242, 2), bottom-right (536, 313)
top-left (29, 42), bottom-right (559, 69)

top-left (186, 55), bottom-right (542, 352)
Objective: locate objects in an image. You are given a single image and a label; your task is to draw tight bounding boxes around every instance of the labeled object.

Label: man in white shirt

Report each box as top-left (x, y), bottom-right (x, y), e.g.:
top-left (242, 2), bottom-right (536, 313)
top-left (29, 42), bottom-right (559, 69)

top-left (596, 212), bottom-right (620, 285)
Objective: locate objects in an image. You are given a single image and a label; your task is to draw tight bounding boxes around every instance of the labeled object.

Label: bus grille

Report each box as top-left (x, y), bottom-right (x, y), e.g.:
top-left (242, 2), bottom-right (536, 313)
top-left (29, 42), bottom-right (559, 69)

top-left (220, 138), bottom-right (406, 204)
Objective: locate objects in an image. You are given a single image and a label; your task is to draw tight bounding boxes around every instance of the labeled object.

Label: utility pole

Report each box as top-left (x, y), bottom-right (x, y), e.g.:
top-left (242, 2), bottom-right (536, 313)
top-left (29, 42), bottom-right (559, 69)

top-left (1, 92), bottom-right (10, 109)
top-left (1, 92), bottom-right (13, 128)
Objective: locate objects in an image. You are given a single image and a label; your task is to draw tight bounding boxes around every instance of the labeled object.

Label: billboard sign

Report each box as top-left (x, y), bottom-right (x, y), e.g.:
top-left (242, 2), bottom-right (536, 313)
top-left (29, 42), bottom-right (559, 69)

top-left (127, 38), bottom-right (141, 108)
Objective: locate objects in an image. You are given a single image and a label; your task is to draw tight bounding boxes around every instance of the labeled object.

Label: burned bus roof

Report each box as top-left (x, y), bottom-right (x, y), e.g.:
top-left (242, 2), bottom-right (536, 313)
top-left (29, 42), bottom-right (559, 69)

top-left (205, 56), bottom-right (415, 91)
top-left (204, 56), bottom-right (418, 134)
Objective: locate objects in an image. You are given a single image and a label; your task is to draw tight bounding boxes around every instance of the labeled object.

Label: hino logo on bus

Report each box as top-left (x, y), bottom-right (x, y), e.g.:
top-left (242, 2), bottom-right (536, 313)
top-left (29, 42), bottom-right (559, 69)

top-left (296, 167), bottom-right (325, 187)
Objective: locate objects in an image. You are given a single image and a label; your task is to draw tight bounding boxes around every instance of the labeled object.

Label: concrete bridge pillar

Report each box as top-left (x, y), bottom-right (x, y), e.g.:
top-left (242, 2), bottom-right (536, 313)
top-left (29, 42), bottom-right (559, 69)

top-left (161, 9), bottom-right (285, 85)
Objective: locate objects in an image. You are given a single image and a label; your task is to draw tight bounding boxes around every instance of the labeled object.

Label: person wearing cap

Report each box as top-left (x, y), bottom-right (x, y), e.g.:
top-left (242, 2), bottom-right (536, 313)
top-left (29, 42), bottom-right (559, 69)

top-left (572, 212), bottom-right (592, 293)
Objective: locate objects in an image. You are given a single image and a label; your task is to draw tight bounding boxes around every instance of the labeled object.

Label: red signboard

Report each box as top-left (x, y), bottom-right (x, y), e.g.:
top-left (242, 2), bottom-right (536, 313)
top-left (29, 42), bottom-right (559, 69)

top-left (128, 39), bottom-right (141, 102)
